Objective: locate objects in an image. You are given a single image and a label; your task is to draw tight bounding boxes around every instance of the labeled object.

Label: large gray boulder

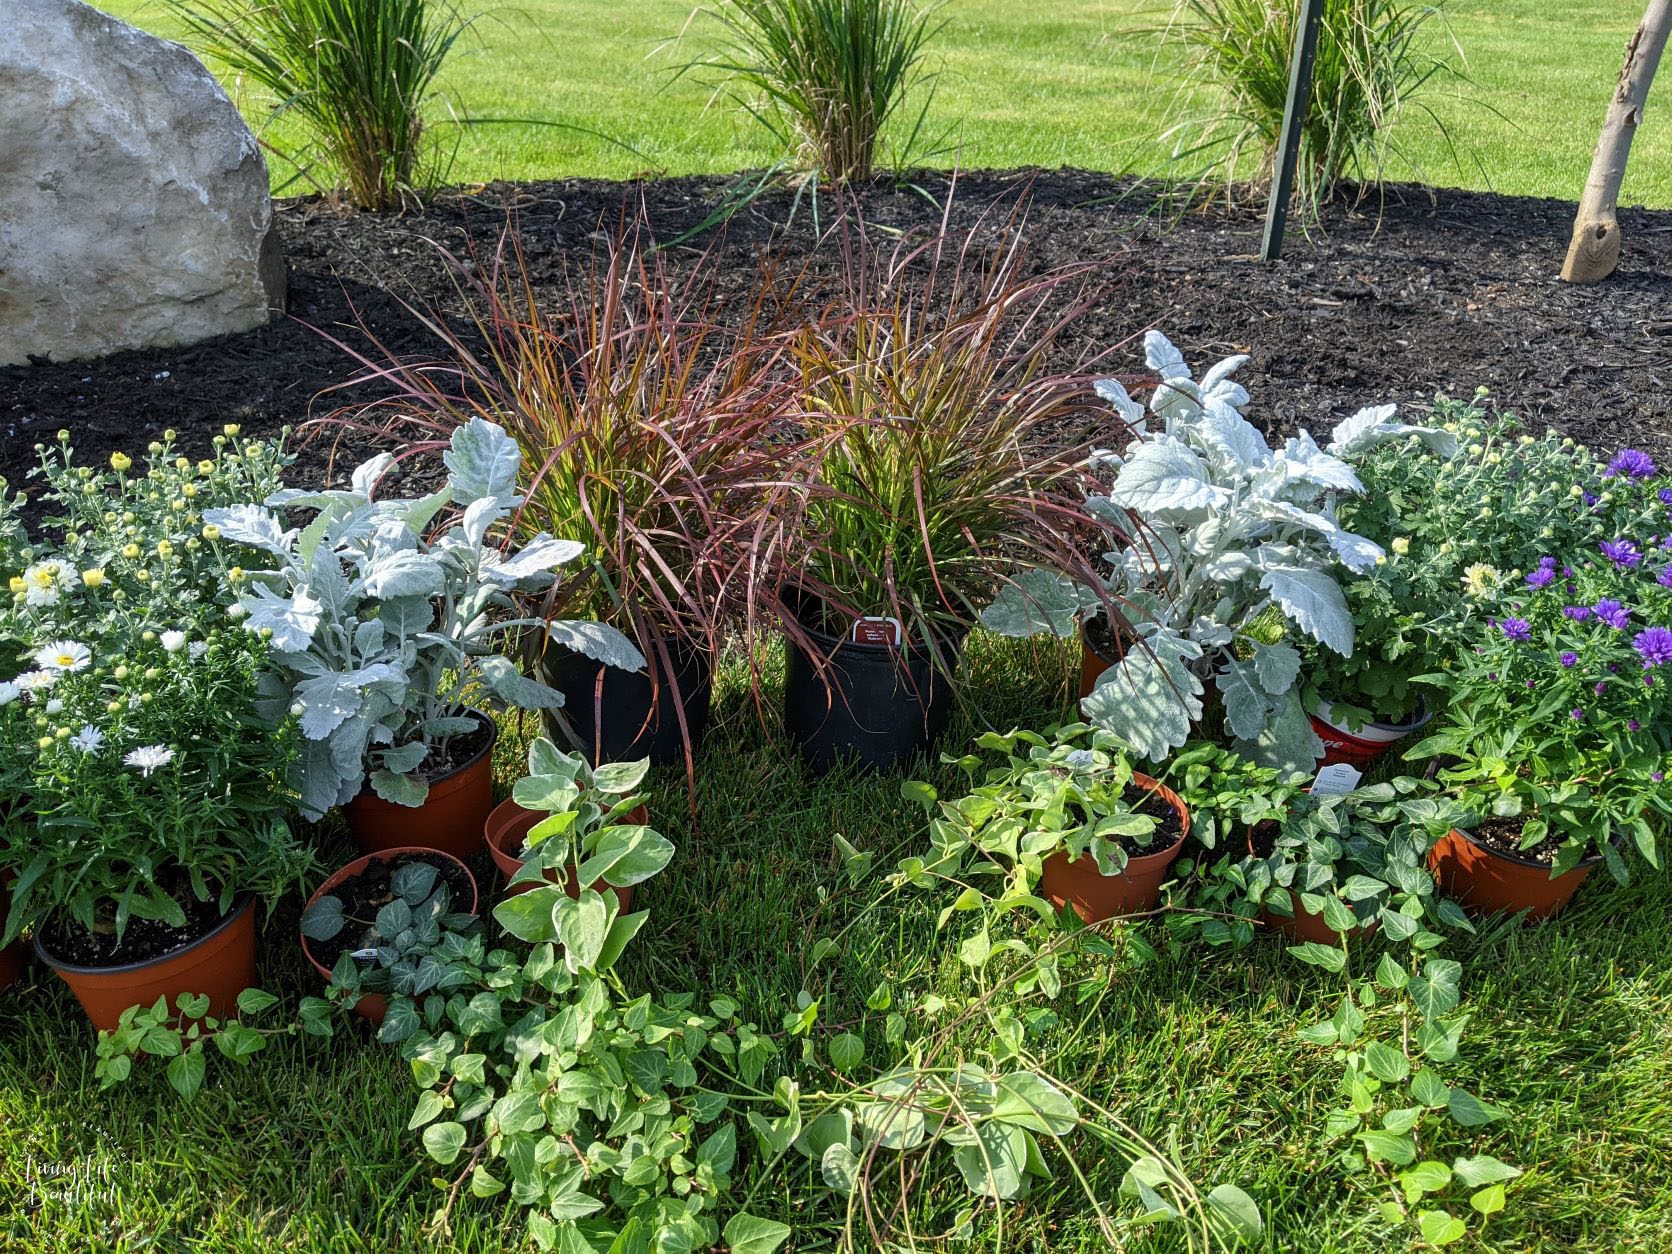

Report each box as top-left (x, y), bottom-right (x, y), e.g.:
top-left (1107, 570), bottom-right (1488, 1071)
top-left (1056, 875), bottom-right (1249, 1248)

top-left (0, 0), bottom-right (284, 366)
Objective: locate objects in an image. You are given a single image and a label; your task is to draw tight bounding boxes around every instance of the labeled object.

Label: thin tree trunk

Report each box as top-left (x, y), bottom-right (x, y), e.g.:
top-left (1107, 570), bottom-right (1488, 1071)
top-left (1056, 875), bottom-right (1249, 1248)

top-left (1562, 0), bottom-right (1672, 283)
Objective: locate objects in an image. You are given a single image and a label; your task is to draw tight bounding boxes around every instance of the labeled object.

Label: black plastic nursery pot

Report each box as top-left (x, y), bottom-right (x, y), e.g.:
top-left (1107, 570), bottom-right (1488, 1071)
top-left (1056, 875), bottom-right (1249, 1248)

top-left (541, 632), bottom-right (714, 767)
top-left (781, 588), bottom-right (967, 775)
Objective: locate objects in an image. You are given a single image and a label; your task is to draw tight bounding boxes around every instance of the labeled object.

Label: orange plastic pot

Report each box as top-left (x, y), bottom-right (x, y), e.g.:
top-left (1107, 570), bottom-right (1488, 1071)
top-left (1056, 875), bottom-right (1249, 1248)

top-left (344, 713), bottom-right (496, 858)
top-left (1077, 617), bottom-right (1126, 699)
top-left (300, 847), bottom-right (478, 1026)
top-left (1429, 827), bottom-right (1597, 922)
top-left (1244, 829), bottom-right (1377, 944)
top-left (484, 797), bottom-right (641, 910)
top-left (1038, 773), bottom-right (1190, 923)
top-left (34, 896), bottom-right (258, 1033)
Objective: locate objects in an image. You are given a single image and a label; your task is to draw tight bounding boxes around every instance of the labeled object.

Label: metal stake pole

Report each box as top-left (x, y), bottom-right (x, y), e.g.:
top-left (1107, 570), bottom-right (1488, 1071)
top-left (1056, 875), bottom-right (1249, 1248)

top-left (1260, 0), bottom-right (1326, 262)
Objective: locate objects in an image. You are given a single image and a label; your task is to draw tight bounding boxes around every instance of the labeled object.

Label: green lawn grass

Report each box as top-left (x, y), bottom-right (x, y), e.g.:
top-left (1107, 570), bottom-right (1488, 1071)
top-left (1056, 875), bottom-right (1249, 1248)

top-left (96, 0), bottom-right (1672, 207)
top-left (6, 634), bottom-right (1672, 1249)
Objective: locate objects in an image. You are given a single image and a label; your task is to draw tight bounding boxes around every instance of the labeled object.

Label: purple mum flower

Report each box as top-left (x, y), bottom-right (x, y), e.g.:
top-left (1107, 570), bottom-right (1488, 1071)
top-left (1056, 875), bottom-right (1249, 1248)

top-left (1571, 708), bottom-right (1586, 721)
top-left (1630, 719), bottom-right (1642, 732)
top-left (1560, 651), bottom-right (1579, 667)
top-left (1500, 618), bottom-right (1532, 641)
top-left (1608, 449), bottom-right (1657, 479)
top-left (1565, 605), bottom-right (1594, 622)
top-left (1661, 489), bottom-right (1672, 506)
top-left (1595, 681), bottom-right (1609, 695)
top-left (1584, 491), bottom-right (1599, 507)
top-left (1658, 566), bottom-right (1672, 590)
top-left (1595, 599), bottom-right (1631, 630)
top-left (1634, 626), bottom-right (1672, 668)
top-left (1654, 771), bottom-right (1666, 783)
top-left (1526, 567), bottom-right (1556, 589)
top-left (1603, 538), bottom-right (1643, 568)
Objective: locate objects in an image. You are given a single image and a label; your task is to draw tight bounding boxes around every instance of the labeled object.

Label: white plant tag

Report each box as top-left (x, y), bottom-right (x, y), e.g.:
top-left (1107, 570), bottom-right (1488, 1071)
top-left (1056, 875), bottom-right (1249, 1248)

top-left (1311, 762), bottom-right (1363, 796)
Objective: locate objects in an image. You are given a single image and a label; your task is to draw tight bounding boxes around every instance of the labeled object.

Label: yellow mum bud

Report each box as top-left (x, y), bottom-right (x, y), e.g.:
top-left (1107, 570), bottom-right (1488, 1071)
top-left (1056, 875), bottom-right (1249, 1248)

top-left (122, 543), bottom-right (140, 559)
top-left (197, 460), bottom-right (215, 476)
top-left (1391, 537), bottom-right (1410, 556)
top-left (109, 452), bottom-right (132, 472)
top-left (176, 457), bottom-right (191, 471)
top-left (223, 424), bottom-right (241, 437)
top-left (155, 540), bottom-right (173, 558)
top-left (135, 569), bottom-right (151, 583)
top-left (81, 568), bottom-right (106, 588)
top-left (37, 736), bottom-right (53, 750)
top-left (163, 428), bottom-right (177, 441)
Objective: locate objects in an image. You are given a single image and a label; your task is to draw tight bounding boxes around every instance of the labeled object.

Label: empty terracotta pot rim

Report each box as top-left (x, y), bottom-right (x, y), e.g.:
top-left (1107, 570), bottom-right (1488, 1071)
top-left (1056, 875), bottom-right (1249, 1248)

top-left (34, 894), bottom-right (254, 976)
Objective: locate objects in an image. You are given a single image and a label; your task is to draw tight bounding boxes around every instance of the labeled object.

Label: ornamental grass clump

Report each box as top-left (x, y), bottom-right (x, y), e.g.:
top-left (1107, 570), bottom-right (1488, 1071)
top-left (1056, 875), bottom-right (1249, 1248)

top-left (0, 431), bottom-right (309, 947)
top-left (1313, 395), bottom-right (1607, 728)
top-left (173, 0), bottom-right (472, 209)
top-left (785, 215), bottom-right (1107, 661)
top-left (1158, 0), bottom-right (1461, 209)
top-left (1410, 451), bottom-right (1672, 880)
top-left (686, 0), bottom-right (945, 183)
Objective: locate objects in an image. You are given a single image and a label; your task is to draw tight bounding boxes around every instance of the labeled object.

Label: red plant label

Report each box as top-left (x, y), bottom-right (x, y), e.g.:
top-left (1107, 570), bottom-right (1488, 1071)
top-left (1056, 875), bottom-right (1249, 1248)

top-left (852, 616), bottom-right (903, 646)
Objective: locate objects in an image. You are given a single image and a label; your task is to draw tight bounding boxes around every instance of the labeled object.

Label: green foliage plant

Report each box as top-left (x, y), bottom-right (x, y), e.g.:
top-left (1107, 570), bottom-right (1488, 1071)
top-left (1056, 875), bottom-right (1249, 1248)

top-left (684, 0), bottom-right (946, 183)
top-left (1157, 0), bottom-right (1463, 211)
top-left (173, 0), bottom-right (474, 209)
top-left (0, 429), bottom-right (309, 947)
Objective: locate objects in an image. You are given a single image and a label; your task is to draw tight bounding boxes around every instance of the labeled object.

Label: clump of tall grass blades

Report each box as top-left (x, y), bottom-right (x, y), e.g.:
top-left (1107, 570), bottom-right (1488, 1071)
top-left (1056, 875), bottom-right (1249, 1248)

top-left (173, 0), bottom-right (471, 210)
top-left (686, 0), bottom-right (945, 183)
top-left (1160, 0), bottom-right (1461, 209)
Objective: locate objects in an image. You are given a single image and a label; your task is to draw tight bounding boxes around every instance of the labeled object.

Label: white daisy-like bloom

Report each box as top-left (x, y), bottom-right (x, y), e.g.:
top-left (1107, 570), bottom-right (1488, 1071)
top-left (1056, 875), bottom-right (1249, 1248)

top-left (188, 641), bottom-right (208, 660)
top-left (15, 670), bottom-right (58, 693)
top-left (45, 698), bottom-right (63, 715)
top-left (160, 630), bottom-right (187, 653)
top-left (22, 561), bottom-right (69, 608)
top-left (124, 744), bottom-right (174, 776)
top-left (0, 681), bottom-right (19, 706)
top-left (71, 725), bottom-right (104, 753)
top-left (34, 639), bottom-right (91, 672)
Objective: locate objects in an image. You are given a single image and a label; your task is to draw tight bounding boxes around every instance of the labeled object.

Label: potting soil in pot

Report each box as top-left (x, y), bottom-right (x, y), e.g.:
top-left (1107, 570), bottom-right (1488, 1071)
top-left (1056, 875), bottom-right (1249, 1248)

top-left (1466, 815), bottom-right (1565, 866)
top-left (40, 882), bottom-right (228, 967)
top-left (1110, 785), bottom-right (1184, 855)
top-left (307, 852), bottom-right (476, 974)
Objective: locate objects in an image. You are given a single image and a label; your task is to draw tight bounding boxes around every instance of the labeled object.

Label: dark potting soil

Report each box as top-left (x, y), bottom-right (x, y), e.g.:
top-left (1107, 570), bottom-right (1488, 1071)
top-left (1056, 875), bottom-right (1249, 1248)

top-left (1120, 783), bottom-right (1184, 856)
top-left (1083, 613), bottom-right (1126, 662)
top-left (1468, 815), bottom-right (1570, 868)
top-left (306, 852), bottom-right (475, 974)
top-left (420, 715), bottom-right (494, 781)
top-left (5, 170), bottom-right (1669, 507)
top-left (41, 886), bottom-right (232, 968)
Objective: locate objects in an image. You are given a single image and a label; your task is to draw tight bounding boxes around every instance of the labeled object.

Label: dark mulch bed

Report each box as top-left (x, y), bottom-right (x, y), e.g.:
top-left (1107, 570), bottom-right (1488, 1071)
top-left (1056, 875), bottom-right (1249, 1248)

top-left (5, 169), bottom-right (1669, 494)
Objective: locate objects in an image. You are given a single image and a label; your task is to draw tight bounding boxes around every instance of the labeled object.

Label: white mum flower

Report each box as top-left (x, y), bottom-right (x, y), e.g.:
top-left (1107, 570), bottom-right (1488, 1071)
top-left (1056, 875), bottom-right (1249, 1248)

top-left (124, 744), bottom-right (174, 776)
top-left (188, 641), bottom-right (208, 660)
top-left (22, 562), bottom-right (69, 607)
top-left (0, 681), bottom-right (18, 706)
top-left (34, 640), bottom-right (91, 672)
top-left (45, 698), bottom-right (63, 715)
top-left (71, 725), bottom-right (104, 753)
top-left (160, 630), bottom-right (187, 653)
top-left (15, 670), bottom-right (58, 693)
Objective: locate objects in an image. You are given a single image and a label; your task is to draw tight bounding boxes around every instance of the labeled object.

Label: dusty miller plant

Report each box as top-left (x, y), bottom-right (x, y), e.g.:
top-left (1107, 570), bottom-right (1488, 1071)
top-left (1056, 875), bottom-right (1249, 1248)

top-left (205, 419), bottom-right (645, 819)
top-left (984, 331), bottom-right (1454, 772)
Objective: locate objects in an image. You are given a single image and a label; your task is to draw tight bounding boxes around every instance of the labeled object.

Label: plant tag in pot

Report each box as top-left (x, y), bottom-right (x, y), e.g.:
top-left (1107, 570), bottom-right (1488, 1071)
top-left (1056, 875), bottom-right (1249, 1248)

top-left (1311, 763), bottom-right (1363, 796)
top-left (852, 616), bottom-right (903, 646)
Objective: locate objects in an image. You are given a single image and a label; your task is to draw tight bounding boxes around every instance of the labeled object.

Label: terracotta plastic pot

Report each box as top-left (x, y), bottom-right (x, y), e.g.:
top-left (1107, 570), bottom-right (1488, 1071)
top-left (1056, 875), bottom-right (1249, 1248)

top-left (34, 896), bottom-right (258, 1033)
top-left (1078, 616), bottom-right (1126, 699)
top-left (1428, 827), bottom-right (1597, 922)
top-left (344, 711), bottom-right (497, 858)
top-left (484, 797), bottom-right (642, 910)
top-left (1244, 828), bottom-right (1377, 944)
top-left (541, 633), bottom-right (713, 767)
top-left (1310, 699), bottom-right (1431, 770)
top-left (1038, 773), bottom-right (1190, 923)
top-left (781, 588), bottom-right (967, 775)
top-left (300, 847), bottom-right (479, 1026)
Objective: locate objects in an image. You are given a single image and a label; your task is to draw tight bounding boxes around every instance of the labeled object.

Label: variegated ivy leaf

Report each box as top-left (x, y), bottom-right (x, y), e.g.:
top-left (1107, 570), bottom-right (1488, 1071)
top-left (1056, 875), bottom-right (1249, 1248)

top-left (477, 654), bottom-right (567, 711)
top-left (443, 417), bottom-right (521, 504)
top-left (1259, 563), bottom-right (1354, 656)
top-left (241, 583), bottom-right (323, 652)
top-left (1080, 629), bottom-right (1203, 762)
top-left (980, 570), bottom-right (1098, 639)
top-left (202, 504), bottom-right (297, 557)
top-left (370, 769), bottom-right (430, 808)
top-left (1108, 436), bottom-right (1230, 518)
top-left (542, 621), bottom-right (647, 673)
